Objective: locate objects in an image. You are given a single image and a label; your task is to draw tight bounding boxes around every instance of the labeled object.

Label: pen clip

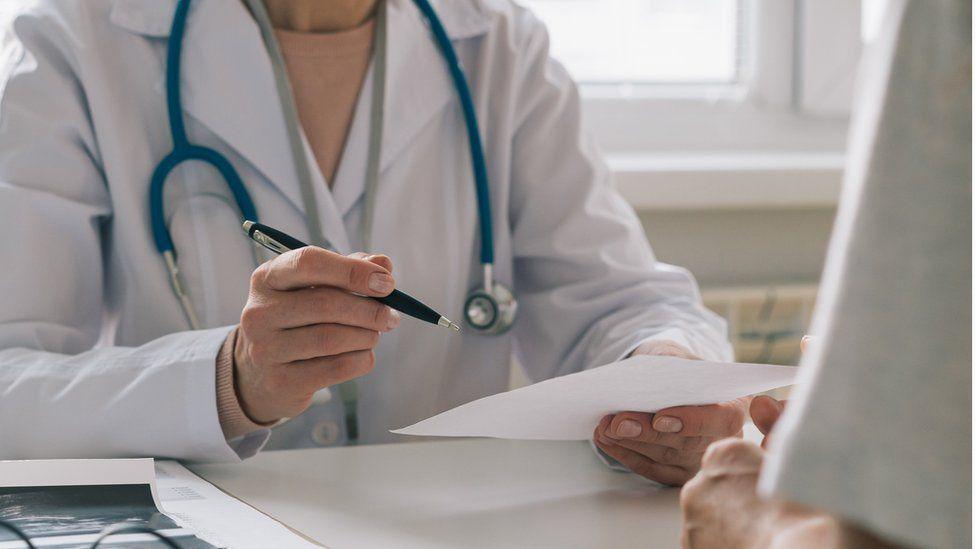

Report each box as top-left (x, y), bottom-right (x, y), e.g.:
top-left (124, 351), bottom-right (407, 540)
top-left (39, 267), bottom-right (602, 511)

top-left (251, 230), bottom-right (291, 256)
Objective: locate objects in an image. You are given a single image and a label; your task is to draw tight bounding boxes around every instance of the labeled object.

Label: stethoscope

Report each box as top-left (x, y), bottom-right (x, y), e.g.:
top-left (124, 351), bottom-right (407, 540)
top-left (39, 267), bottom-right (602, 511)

top-left (150, 0), bottom-right (517, 334)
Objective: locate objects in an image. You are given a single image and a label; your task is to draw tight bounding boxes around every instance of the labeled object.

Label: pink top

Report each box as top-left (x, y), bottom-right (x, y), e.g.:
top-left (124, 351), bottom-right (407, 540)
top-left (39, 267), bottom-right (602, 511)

top-left (275, 18), bottom-right (375, 184)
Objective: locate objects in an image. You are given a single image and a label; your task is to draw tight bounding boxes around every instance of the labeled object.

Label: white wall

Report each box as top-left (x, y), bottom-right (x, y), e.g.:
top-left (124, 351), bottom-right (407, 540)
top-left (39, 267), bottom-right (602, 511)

top-left (637, 207), bottom-right (835, 288)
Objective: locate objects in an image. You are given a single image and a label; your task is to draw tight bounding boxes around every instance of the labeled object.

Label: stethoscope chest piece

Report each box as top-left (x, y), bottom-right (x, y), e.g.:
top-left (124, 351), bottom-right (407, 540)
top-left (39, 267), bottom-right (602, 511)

top-left (464, 279), bottom-right (517, 335)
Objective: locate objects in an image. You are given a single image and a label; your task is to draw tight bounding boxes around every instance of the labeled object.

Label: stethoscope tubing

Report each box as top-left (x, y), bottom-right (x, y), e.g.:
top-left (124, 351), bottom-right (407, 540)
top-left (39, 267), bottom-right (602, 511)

top-left (150, 145), bottom-right (258, 253)
top-left (166, 0), bottom-right (191, 149)
top-left (150, 0), bottom-right (510, 332)
top-left (151, 0), bottom-right (260, 256)
top-left (410, 0), bottom-right (494, 266)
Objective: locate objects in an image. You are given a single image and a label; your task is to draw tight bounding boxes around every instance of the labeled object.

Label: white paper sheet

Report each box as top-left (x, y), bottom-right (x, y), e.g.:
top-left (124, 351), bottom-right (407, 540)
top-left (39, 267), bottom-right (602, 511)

top-left (392, 356), bottom-right (797, 440)
top-left (156, 460), bottom-right (320, 548)
top-left (0, 459), bottom-right (318, 549)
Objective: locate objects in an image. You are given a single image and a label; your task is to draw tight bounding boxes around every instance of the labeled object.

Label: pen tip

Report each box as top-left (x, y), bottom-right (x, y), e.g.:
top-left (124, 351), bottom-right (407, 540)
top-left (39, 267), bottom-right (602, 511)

top-left (438, 317), bottom-right (462, 333)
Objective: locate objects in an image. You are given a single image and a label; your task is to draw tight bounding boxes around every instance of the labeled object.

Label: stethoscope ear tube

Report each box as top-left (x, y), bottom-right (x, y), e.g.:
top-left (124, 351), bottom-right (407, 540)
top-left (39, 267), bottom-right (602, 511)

top-left (410, 0), bottom-right (494, 267)
top-left (409, 0), bottom-right (518, 334)
top-left (151, 0), bottom-right (260, 331)
top-left (150, 143), bottom-right (259, 332)
top-left (150, 147), bottom-right (259, 256)
top-left (162, 249), bottom-right (201, 330)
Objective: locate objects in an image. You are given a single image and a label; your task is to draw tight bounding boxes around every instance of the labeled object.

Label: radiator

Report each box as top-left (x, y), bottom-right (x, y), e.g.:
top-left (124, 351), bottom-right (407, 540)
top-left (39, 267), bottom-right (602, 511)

top-left (702, 284), bottom-right (819, 366)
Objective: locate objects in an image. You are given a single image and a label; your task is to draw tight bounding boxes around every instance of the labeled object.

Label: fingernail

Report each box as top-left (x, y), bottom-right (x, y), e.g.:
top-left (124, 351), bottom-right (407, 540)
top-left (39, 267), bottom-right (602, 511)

top-left (654, 416), bottom-right (683, 433)
top-left (368, 272), bottom-right (394, 293)
top-left (614, 419), bottom-right (642, 438)
top-left (386, 309), bottom-right (400, 331)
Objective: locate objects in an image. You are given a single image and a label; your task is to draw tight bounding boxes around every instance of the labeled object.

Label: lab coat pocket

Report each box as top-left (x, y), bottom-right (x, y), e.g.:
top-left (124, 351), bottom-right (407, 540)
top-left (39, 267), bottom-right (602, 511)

top-left (166, 192), bottom-right (257, 328)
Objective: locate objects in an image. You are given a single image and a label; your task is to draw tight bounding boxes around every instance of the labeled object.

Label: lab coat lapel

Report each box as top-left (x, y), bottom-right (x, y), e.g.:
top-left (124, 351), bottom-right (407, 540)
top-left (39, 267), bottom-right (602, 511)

top-left (329, 60), bottom-right (374, 218)
top-left (110, 0), bottom-right (351, 252)
top-left (330, 0), bottom-right (491, 218)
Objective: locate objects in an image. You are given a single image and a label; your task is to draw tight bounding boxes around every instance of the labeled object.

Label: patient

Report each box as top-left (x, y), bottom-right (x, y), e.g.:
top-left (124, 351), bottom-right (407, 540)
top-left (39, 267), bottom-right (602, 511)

top-left (678, 2), bottom-right (971, 548)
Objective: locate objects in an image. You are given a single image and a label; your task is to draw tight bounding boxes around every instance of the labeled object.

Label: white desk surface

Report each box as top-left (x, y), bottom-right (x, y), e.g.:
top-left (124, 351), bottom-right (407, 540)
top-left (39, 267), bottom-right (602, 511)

top-left (190, 439), bottom-right (683, 548)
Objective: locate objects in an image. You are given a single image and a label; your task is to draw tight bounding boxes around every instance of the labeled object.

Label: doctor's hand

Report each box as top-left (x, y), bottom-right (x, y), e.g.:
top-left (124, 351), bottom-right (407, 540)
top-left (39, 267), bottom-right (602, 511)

top-left (593, 340), bottom-right (748, 486)
top-left (233, 248), bottom-right (400, 423)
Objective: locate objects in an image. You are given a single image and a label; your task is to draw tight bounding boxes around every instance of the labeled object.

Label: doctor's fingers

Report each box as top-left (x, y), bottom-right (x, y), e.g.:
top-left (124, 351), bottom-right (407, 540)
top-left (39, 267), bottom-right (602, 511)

top-left (256, 324), bottom-right (381, 365)
top-left (603, 438), bottom-right (705, 468)
top-left (255, 246), bottom-right (396, 296)
top-left (603, 413), bottom-right (714, 452)
top-left (287, 349), bottom-right (376, 390)
top-left (347, 252), bottom-right (394, 274)
top-left (650, 398), bottom-right (749, 438)
top-left (593, 426), bottom-right (691, 486)
top-left (249, 287), bottom-right (399, 331)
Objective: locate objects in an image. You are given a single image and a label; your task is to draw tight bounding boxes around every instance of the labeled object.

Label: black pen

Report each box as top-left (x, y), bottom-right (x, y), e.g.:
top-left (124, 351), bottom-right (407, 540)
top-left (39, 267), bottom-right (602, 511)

top-left (243, 221), bottom-right (461, 333)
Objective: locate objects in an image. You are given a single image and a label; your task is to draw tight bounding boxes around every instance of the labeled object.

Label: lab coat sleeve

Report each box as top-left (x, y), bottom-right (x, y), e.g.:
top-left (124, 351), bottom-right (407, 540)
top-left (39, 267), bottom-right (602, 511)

top-left (507, 12), bottom-right (733, 383)
top-left (0, 9), bottom-right (253, 462)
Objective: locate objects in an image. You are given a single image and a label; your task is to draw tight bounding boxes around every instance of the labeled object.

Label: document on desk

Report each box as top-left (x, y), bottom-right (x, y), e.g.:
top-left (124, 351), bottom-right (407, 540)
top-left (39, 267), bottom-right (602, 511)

top-left (156, 460), bottom-right (320, 548)
top-left (0, 458), bottom-right (318, 549)
top-left (393, 356), bottom-right (797, 440)
top-left (0, 458), bottom-right (217, 549)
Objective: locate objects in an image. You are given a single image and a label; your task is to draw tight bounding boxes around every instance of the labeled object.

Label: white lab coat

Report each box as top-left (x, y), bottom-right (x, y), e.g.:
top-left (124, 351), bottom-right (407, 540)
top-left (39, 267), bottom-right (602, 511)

top-left (0, 0), bottom-right (730, 462)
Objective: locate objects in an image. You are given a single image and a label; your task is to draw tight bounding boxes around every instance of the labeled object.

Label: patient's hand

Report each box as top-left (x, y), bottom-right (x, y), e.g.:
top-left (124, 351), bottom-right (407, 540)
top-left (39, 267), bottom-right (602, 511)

top-left (750, 395), bottom-right (786, 449)
top-left (592, 340), bottom-right (748, 486)
top-left (681, 336), bottom-right (897, 549)
top-left (680, 439), bottom-right (840, 549)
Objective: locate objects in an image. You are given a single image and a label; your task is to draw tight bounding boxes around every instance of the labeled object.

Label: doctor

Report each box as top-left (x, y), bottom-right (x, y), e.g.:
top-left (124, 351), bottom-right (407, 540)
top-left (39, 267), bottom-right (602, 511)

top-left (0, 0), bottom-right (738, 484)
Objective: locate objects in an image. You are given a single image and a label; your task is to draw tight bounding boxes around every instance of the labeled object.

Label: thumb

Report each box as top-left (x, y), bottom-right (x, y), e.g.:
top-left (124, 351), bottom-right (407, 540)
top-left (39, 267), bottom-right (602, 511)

top-left (800, 335), bottom-right (813, 353)
top-left (750, 395), bottom-right (786, 437)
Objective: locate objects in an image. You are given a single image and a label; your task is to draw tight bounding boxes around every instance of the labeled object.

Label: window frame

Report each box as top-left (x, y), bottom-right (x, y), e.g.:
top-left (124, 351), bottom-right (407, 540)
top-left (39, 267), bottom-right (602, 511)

top-left (549, 0), bottom-right (864, 210)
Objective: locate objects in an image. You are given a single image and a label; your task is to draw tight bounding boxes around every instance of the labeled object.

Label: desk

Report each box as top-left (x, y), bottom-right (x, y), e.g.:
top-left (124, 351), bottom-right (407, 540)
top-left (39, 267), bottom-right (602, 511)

top-left (191, 439), bottom-right (683, 548)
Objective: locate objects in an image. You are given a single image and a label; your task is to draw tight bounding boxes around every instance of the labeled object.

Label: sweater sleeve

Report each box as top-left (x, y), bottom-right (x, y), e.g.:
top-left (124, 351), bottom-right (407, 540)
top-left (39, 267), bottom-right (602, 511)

top-left (216, 327), bottom-right (277, 440)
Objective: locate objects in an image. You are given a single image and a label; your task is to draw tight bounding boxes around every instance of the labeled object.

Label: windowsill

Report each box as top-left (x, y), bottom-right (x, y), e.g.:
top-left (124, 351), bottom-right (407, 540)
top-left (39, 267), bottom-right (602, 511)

top-left (609, 151), bottom-right (845, 211)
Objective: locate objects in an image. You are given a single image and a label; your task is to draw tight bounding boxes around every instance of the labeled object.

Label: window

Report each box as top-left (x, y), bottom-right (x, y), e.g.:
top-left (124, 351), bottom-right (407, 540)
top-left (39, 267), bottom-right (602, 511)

top-left (519, 1), bottom-right (863, 210)
top-left (520, 0), bottom-right (862, 111)
top-left (517, 0), bottom-right (744, 86)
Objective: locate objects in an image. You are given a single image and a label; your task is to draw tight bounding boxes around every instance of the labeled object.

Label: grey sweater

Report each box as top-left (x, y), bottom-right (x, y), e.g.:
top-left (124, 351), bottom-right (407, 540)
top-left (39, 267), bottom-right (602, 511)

top-left (759, 1), bottom-right (971, 548)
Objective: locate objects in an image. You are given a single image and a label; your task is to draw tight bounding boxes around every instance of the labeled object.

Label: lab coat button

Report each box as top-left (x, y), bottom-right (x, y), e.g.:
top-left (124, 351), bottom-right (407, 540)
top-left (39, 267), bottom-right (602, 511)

top-left (311, 421), bottom-right (340, 446)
